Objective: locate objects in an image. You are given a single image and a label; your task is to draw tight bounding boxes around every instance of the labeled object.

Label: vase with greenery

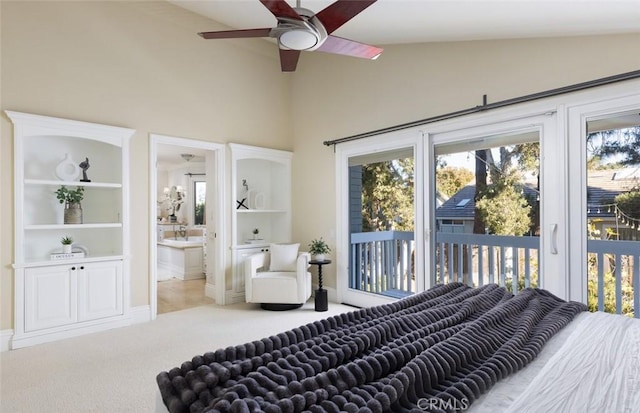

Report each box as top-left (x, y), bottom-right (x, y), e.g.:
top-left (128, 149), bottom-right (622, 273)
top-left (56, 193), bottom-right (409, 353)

top-left (308, 237), bottom-right (331, 261)
top-left (252, 228), bottom-right (260, 240)
top-left (61, 235), bottom-right (73, 253)
top-left (55, 186), bottom-right (85, 224)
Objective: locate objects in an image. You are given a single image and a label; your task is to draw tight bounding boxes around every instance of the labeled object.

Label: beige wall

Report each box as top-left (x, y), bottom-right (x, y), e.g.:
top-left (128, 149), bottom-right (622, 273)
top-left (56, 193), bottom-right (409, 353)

top-left (0, 1), bottom-right (291, 329)
top-left (2, 1), bottom-right (640, 330)
top-left (290, 34), bottom-right (640, 289)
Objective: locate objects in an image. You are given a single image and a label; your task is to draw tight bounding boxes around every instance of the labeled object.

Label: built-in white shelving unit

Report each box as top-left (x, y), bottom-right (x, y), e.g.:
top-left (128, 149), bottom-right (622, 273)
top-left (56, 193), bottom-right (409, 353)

top-left (228, 143), bottom-right (292, 303)
top-left (7, 111), bottom-right (135, 349)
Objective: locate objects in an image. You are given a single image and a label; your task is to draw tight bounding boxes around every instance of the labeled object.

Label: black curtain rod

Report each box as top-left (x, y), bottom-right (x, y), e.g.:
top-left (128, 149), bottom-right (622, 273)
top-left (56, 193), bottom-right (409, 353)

top-left (323, 69), bottom-right (640, 147)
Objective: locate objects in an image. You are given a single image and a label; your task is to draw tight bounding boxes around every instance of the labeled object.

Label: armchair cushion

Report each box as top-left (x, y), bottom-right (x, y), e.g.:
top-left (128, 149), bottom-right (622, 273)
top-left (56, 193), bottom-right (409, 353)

top-left (269, 243), bottom-right (300, 271)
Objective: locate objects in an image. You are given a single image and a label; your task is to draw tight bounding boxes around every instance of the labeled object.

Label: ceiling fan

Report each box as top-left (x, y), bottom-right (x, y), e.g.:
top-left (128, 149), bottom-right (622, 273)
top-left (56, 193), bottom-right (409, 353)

top-left (198, 0), bottom-right (383, 72)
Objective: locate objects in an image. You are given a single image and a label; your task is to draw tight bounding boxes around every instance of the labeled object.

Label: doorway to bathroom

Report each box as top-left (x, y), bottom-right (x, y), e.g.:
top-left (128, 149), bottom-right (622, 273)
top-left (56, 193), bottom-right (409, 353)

top-left (150, 135), bottom-right (225, 318)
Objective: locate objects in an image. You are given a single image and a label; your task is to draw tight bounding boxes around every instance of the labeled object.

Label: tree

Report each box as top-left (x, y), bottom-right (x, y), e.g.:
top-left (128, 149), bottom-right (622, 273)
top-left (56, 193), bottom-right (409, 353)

top-left (472, 143), bottom-right (539, 234)
top-left (590, 126), bottom-right (640, 166)
top-left (615, 190), bottom-right (640, 221)
top-left (473, 150), bottom-right (488, 234)
top-left (475, 170), bottom-right (532, 235)
top-left (435, 166), bottom-right (473, 197)
top-left (361, 158), bottom-right (414, 232)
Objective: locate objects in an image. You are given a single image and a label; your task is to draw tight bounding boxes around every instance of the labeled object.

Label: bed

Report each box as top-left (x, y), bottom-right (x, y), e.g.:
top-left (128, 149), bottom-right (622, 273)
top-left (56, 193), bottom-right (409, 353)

top-left (155, 283), bottom-right (640, 413)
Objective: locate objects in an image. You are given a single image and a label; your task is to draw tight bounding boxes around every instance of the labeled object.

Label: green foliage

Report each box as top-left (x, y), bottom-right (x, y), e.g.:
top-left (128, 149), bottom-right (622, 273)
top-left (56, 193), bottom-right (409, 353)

top-left (504, 271), bottom-right (539, 292)
top-left (473, 143), bottom-right (539, 234)
top-left (587, 270), bottom-right (634, 317)
top-left (308, 238), bottom-right (331, 255)
top-left (615, 190), bottom-right (640, 220)
top-left (475, 171), bottom-right (532, 235)
top-left (436, 166), bottom-right (473, 197)
top-left (361, 158), bottom-right (414, 232)
top-left (55, 186), bottom-right (84, 204)
top-left (60, 235), bottom-right (73, 245)
top-left (194, 202), bottom-right (205, 225)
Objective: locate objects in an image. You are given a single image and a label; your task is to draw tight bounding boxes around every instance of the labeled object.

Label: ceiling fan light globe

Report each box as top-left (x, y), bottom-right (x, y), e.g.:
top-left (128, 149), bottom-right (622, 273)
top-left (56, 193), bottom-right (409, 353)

top-left (279, 29), bottom-right (318, 50)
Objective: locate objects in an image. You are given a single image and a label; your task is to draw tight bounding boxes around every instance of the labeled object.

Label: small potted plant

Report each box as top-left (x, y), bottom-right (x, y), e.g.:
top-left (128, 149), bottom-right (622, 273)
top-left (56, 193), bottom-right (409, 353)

top-left (308, 237), bottom-right (331, 261)
top-left (55, 186), bottom-right (85, 224)
top-left (61, 235), bottom-right (73, 254)
top-left (252, 228), bottom-right (260, 240)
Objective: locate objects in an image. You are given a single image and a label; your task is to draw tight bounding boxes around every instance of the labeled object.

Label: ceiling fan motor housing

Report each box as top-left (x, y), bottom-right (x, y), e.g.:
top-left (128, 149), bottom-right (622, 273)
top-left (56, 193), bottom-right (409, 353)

top-left (270, 8), bottom-right (328, 51)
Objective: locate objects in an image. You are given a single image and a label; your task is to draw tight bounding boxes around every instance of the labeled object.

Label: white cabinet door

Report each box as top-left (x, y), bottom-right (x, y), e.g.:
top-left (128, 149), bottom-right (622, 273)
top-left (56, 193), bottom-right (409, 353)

top-left (24, 265), bottom-right (76, 332)
top-left (77, 261), bottom-right (123, 322)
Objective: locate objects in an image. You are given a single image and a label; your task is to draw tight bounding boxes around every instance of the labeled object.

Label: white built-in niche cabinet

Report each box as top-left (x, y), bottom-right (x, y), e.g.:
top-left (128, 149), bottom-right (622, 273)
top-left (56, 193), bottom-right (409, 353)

top-left (228, 143), bottom-right (292, 303)
top-left (7, 111), bottom-right (134, 349)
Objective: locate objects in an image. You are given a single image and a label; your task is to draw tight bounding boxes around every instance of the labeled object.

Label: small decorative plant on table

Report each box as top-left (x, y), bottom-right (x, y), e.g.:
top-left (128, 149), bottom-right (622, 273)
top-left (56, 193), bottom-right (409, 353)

top-left (252, 228), bottom-right (260, 240)
top-left (61, 235), bottom-right (73, 254)
top-left (55, 185), bottom-right (85, 224)
top-left (308, 237), bottom-right (331, 261)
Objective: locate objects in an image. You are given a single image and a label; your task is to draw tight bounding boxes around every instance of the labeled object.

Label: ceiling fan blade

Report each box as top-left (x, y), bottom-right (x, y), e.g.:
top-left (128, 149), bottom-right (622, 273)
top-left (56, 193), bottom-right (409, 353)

top-left (198, 28), bottom-right (272, 40)
top-left (259, 0), bottom-right (302, 20)
top-left (314, 0), bottom-right (376, 34)
top-left (316, 35), bottom-right (383, 59)
top-left (279, 49), bottom-right (301, 72)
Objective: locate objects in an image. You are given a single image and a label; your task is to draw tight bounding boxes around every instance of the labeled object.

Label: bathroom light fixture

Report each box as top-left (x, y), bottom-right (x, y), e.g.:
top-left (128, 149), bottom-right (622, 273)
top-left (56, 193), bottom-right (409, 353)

top-left (181, 153), bottom-right (195, 162)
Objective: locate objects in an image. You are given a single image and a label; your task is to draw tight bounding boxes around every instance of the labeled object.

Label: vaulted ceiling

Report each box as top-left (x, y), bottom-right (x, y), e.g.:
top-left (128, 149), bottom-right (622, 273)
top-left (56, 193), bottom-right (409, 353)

top-left (171, 0), bottom-right (640, 46)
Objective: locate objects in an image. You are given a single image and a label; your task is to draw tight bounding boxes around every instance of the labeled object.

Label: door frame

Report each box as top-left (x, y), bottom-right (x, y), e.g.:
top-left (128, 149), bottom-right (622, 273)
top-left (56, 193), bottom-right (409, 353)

top-left (335, 128), bottom-right (424, 308)
top-left (149, 134), bottom-right (226, 319)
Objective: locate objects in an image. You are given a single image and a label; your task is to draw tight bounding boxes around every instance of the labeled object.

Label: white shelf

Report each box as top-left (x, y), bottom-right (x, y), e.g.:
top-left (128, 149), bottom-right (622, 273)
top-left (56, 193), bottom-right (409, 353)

top-left (8, 110), bottom-right (134, 349)
top-left (24, 179), bottom-right (122, 188)
top-left (14, 255), bottom-right (126, 269)
top-left (25, 223), bottom-right (122, 230)
top-left (236, 209), bottom-right (287, 214)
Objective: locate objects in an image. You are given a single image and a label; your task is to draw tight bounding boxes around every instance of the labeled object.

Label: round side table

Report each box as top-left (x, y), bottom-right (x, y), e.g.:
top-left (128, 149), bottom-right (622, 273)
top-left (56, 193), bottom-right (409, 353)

top-left (309, 259), bottom-right (331, 312)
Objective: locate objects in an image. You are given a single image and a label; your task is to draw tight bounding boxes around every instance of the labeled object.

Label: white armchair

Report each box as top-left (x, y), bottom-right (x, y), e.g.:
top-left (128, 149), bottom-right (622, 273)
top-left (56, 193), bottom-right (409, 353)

top-left (245, 247), bottom-right (311, 310)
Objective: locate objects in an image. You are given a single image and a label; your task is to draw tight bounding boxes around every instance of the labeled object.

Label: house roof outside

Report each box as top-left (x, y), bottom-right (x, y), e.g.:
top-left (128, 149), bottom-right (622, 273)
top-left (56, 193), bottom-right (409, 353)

top-left (436, 168), bottom-right (639, 221)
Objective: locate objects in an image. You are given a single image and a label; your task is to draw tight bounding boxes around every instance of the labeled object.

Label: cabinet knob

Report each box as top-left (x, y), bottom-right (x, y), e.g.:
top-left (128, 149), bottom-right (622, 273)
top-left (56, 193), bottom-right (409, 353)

top-left (80, 266), bottom-right (85, 270)
top-left (71, 267), bottom-right (76, 271)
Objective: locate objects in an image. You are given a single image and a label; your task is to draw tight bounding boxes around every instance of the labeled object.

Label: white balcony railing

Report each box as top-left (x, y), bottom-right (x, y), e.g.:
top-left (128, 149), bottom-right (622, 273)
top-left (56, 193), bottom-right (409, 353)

top-left (349, 230), bottom-right (639, 318)
top-left (350, 231), bottom-right (415, 298)
top-left (435, 232), bottom-right (539, 295)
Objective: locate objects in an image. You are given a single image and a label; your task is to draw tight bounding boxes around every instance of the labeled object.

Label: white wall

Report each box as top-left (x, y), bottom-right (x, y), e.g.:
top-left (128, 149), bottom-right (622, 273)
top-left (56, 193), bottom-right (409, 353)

top-left (2, 0), bottom-right (640, 330)
top-left (0, 1), bottom-right (291, 329)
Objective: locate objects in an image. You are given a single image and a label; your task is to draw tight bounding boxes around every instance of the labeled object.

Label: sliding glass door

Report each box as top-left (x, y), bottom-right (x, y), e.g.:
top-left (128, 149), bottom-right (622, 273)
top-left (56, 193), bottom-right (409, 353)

top-left (432, 132), bottom-right (540, 292)
top-left (568, 94), bottom-right (640, 318)
top-left (429, 113), bottom-right (563, 295)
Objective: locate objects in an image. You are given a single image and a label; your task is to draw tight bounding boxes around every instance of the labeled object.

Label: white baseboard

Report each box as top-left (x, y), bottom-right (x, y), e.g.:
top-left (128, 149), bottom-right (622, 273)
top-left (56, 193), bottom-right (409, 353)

top-left (1, 329), bottom-right (14, 352)
top-left (225, 290), bottom-right (246, 305)
top-left (11, 317), bottom-right (131, 349)
top-left (205, 283), bottom-right (216, 300)
top-left (130, 305), bottom-right (152, 324)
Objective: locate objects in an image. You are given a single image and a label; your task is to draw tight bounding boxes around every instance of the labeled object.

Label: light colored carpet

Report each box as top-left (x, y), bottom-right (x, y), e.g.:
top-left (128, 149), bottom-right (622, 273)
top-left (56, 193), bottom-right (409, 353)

top-left (0, 300), bottom-right (355, 413)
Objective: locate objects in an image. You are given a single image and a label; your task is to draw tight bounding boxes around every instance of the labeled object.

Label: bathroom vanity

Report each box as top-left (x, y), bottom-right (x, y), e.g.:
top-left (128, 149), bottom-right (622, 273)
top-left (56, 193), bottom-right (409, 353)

top-left (157, 237), bottom-right (205, 280)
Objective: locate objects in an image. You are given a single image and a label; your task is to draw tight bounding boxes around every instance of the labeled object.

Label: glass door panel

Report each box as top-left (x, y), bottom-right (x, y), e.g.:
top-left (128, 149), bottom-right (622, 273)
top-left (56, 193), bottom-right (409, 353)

top-left (585, 112), bottom-right (640, 317)
top-left (433, 132), bottom-right (540, 293)
top-left (348, 148), bottom-right (416, 299)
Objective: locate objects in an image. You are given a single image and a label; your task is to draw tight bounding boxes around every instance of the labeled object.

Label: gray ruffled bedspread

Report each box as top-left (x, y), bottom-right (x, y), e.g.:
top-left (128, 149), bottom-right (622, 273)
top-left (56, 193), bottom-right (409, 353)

top-left (156, 283), bottom-right (586, 413)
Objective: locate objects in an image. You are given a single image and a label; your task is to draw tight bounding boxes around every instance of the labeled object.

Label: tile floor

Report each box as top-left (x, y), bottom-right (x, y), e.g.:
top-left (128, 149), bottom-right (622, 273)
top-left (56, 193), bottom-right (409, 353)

top-left (157, 278), bottom-right (214, 314)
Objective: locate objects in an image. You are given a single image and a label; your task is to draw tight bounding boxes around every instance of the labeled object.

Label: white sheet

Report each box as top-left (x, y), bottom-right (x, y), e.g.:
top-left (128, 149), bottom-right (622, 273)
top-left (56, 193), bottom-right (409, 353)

top-left (505, 311), bottom-right (640, 413)
top-left (471, 311), bottom-right (640, 413)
